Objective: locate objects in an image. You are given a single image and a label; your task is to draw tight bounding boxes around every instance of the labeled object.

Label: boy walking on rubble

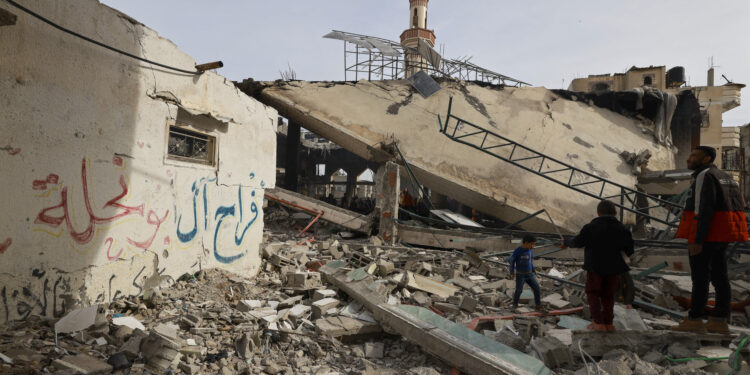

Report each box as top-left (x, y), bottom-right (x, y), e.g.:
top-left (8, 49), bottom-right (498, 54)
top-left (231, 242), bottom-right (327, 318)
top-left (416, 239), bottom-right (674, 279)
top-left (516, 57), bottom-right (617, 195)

top-left (509, 234), bottom-right (544, 311)
top-left (564, 200), bottom-right (634, 332)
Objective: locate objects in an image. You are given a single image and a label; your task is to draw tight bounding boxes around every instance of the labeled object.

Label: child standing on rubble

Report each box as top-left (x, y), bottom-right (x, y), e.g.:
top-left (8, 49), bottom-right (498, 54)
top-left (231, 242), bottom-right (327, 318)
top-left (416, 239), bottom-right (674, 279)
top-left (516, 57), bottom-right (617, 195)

top-left (508, 234), bottom-right (544, 311)
top-left (563, 200), bottom-right (634, 332)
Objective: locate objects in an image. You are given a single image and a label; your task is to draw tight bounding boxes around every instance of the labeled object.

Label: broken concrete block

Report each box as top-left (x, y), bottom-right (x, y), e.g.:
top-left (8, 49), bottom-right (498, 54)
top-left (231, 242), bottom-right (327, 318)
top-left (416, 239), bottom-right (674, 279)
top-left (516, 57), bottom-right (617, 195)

top-left (545, 329), bottom-right (573, 346)
top-left (449, 277), bottom-right (475, 291)
top-left (235, 332), bottom-right (255, 360)
top-left (376, 259), bottom-right (395, 276)
top-left (312, 298), bottom-right (340, 319)
top-left (364, 342), bottom-right (384, 359)
top-left (106, 352), bottom-right (130, 371)
top-left (119, 329), bottom-right (148, 359)
top-left (613, 305), bottom-right (648, 331)
top-left (152, 323), bottom-right (179, 341)
top-left (279, 295), bottom-right (304, 308)
top-left (112, 316), bottom-right (146, 331)
top-left (541, 293), bottom-right (570, 309)
top-left (530, 336), bottom-right (574, 368)
top-left (285, 271), bottom-right (322, 289)
top-left (288, 304), bottom-right (312, 324)
top-left (598, 359), bottom-right (632, 375)
top-left (484, 329), bottom-right (526, 352)
top-left (487, 267), bottom-right (506, 279)
top-left (53, 354), bottom-right (113, 374)
top-left (433, 302), bottom-right (460, 314)
top-left (315, 316), bottom-right (382, 338)
top-left (478, 294), bottom-right (498, 307)
top-left (262, 242), bottom-right (284, 258)
top-left (460, 296), bottom-right (478, 312)
top-left (411, 291), bottom-right (431, 306)
top-left (313, 289), bottom-right (336, 302)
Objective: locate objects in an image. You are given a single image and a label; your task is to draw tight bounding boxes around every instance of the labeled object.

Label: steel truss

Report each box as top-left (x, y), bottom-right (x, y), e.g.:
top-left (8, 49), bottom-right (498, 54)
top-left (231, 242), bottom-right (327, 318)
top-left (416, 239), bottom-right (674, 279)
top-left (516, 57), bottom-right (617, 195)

top-left (437, 97), bottom-right (684, 228)
top-left (327, 30), bottom-right (529, 86)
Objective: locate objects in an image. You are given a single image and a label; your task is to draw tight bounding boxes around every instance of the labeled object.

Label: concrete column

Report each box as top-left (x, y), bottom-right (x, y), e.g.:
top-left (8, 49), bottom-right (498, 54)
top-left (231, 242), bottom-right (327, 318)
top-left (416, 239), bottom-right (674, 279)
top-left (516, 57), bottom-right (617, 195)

top-left (375, 162), bottom-right (400, 244)
top-left (284, 122), bottom-right (300, 191)
top-left (342, 171), bottom-right (358, 209)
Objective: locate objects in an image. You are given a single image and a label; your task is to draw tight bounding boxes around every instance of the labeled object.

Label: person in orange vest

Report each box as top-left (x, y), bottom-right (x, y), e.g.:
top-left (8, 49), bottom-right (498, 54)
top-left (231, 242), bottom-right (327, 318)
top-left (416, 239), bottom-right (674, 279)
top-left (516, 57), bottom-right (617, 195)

top-left (672, 146), bottom-right (748, 334)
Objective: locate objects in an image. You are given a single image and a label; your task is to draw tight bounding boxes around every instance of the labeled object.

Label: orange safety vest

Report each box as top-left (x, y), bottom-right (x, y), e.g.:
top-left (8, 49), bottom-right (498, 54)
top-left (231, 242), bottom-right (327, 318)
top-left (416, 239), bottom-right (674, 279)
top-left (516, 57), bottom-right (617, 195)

top-left (675, 165), bottom-right (748, 243)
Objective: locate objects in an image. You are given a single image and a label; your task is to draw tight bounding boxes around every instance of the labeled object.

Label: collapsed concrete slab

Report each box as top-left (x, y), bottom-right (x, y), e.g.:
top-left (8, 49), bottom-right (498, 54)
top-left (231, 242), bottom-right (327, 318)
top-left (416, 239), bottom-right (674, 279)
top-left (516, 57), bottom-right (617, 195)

top-left (265, 187), bottom-right (373, 233)
top-left (319, 260), bottom-right (553, 375)
top-left (243, 79), bottom-right (676, 233)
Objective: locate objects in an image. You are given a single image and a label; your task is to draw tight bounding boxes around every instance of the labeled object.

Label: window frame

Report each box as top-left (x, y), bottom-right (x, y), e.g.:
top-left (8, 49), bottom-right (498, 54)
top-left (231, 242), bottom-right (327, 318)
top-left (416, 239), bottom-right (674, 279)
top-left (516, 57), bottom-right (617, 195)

top-left (164, 119), bottom-right (218, 169)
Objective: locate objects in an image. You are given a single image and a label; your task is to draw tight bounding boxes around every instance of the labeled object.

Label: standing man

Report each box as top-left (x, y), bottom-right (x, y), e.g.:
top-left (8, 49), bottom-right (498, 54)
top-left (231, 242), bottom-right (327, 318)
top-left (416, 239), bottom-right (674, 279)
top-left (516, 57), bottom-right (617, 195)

top-left (564, 200), bottom-right (634, 332)
top-left (509, 234), bottom-right (544, 311)
top-left (672, 146), bottom-right (748, 334)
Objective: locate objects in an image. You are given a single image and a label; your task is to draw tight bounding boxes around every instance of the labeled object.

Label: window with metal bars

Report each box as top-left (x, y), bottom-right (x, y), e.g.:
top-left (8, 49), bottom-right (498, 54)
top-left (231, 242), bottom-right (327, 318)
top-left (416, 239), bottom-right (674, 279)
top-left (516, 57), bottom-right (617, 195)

top-left (167, 125), bottom-right (216, 166)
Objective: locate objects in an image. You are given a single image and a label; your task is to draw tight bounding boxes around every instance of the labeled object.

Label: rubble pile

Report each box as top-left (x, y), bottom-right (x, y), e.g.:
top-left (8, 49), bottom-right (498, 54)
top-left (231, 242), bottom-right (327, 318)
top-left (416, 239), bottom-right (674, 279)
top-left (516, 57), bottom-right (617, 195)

top-left (3, 221), bottom-right (750, 374)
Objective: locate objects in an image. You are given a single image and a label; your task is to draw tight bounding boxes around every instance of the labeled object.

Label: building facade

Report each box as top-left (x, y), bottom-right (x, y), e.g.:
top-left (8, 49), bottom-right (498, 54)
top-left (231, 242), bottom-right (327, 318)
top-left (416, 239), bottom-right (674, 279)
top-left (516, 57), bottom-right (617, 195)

top-left (570, 66), bottom-right (744, 169)
top-left (0, 0), bottom-right (276, 323)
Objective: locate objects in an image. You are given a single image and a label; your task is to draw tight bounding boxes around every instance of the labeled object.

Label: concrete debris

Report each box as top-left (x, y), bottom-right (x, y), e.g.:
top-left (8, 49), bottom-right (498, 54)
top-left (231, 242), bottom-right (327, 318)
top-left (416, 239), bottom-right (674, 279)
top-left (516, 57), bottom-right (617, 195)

top-left (3, 206), bottom-right (750, 375)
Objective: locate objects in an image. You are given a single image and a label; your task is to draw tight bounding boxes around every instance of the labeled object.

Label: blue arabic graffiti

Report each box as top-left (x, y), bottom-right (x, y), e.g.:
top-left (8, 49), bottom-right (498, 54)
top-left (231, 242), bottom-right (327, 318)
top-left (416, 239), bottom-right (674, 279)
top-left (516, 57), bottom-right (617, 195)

top-left (174, 177), bottom-right (259, 264)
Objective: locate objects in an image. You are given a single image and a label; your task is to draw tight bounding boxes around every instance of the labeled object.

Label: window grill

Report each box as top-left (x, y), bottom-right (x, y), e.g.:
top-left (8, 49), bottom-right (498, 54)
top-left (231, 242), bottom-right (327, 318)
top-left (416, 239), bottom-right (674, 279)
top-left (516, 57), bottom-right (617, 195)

top-left (167, 125), bottom-right (216, 166)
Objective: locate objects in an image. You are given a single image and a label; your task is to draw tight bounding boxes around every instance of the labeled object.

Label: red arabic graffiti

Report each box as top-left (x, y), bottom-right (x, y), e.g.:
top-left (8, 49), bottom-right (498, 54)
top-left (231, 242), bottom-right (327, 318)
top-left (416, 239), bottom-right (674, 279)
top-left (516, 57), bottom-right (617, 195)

top-left (0, 238), bottom-right (11, 254)
top-left (104, 237), bottom-right (123, 261)
top-left (35, 159), bottom-right (144, 244)
top-left (34, 158), bottom-right (167, 251)
top-left (127, 209), bottom-right (169, 249)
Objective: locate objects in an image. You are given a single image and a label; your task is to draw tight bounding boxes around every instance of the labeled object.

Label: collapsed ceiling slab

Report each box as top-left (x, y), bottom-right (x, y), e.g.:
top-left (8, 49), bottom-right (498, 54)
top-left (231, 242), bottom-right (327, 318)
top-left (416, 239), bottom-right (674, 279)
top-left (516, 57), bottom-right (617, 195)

top-left (240, 79), bottom-right (676, 233)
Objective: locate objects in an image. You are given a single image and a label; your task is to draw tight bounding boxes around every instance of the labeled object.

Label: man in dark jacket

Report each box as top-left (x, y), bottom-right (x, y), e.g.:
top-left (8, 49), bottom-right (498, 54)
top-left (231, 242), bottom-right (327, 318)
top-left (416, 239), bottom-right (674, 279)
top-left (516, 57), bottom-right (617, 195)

top-left (565, 200), bottom-right (634, 332)
top-left (672, 146), bottom-right (748, 334)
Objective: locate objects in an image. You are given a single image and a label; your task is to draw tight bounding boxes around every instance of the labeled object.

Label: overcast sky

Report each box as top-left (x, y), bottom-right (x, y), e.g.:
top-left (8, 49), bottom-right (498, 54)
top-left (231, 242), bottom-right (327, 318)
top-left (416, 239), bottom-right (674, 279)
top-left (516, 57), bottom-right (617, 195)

top-left (101, 0), bottom-right (750, 127)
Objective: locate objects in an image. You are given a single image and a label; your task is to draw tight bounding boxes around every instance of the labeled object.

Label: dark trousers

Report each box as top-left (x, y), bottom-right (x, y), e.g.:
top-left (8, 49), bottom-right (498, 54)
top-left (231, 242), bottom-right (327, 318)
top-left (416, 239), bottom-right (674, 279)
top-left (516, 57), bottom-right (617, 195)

top-left (586, 272), bottom-right (619, 324)
top-left (689, 242), bottom-right (730, 319)
top-left (513, 272), bottom-right (542, 305)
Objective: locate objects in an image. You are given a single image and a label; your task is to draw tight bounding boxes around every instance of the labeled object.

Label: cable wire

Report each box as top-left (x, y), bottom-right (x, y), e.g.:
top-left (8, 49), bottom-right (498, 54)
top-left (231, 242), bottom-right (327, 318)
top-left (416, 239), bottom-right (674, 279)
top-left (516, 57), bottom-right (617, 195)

top-left (4, 0), bottom-right (203, 75)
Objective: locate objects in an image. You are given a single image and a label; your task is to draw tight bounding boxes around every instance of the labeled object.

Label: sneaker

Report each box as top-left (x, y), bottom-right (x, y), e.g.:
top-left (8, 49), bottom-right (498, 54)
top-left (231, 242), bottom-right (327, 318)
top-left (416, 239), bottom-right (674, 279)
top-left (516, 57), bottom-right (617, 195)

top-left (670, 317), bottom-right (706, 333)
top-left (705, 317), bottom-right (730, 335)
top-left (605, 324), bottom-right (616, 332)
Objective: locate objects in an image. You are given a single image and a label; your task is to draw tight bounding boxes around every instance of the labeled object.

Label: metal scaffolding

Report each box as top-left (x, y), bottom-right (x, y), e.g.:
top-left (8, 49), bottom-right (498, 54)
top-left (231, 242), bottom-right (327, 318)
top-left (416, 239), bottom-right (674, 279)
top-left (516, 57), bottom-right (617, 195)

top-left (323, 30), bottom-right (529, 87)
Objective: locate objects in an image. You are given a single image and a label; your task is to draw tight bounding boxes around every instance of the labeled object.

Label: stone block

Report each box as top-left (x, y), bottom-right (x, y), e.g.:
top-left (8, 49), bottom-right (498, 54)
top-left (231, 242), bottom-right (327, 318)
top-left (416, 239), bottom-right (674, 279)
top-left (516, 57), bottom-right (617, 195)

top-left (313, 289), bottom-right (337, 302)
top-left (285, 271), bottom-right (321, 289)
top-left (364, 342), bottom-right (384, 359)
top-left (312, 298), bottom-right (340, 319)
top-left (529, 336), bottom-right (574, 368)
top-left (53, 354), bottom-right (113, 374)
top-left (459, 296), bottom-right (478, 312)
top-left (433, 302), bottom-right (460, 314)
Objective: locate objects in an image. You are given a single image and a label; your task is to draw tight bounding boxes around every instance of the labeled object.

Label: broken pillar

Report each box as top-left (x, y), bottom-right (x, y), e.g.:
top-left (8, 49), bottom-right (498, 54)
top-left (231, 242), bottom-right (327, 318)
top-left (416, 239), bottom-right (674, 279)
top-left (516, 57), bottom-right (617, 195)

top-left (285, 121), bottom-right (301, 191)
top-left (375, 161), bottom-right (400, 245)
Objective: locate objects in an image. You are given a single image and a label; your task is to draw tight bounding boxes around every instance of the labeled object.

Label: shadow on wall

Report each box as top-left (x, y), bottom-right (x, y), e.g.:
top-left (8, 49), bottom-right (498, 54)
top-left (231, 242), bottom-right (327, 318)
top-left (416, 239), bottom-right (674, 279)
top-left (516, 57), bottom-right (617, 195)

top-left (0, 0), bottom-right (148, 323)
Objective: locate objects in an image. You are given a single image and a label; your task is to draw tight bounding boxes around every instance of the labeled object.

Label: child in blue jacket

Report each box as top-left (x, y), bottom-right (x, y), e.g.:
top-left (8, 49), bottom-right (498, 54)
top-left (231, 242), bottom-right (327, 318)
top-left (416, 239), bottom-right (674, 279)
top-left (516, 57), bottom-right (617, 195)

top-left (509, 234), bottom-right (543, 310)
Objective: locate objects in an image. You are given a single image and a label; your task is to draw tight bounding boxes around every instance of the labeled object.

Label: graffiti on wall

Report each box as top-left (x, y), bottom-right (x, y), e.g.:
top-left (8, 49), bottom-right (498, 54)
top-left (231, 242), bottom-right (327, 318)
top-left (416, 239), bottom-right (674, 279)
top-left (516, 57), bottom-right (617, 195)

top-left (175, 178), bottom-right (260, 264)
top-left (1, 269), bottom-right (70, 323)
top-left (31, 158), bottom-right (170, 260)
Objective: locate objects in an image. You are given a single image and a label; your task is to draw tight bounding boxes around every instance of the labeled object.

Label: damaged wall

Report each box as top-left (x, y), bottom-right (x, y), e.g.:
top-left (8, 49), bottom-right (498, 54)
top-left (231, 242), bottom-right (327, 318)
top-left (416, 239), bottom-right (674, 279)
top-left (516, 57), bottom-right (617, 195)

top-left (250, 79), bottom-right (676, 233)
top-left (0, 0), bottom-right (276, 323)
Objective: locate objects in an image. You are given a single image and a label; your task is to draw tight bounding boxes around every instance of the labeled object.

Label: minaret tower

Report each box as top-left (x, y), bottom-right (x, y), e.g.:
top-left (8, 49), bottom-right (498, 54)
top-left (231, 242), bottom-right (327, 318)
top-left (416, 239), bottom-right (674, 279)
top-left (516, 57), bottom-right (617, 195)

top-left (400, 0), bottom-right (436, 76)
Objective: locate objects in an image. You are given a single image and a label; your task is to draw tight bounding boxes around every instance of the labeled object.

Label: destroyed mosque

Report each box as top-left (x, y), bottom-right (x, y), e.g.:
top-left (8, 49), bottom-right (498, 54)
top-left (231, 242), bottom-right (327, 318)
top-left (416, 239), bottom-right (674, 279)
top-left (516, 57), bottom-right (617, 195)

top-left (1, 0), bottom-right (750, 374)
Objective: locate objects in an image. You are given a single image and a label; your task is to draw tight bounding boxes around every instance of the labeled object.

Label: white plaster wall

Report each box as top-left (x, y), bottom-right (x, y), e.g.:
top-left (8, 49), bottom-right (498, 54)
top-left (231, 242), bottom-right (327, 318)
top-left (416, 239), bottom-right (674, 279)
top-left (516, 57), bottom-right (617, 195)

top-left (0, 0), bottom-right (276, 323)
top-left (261, 80), bottom-right (675, 233)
